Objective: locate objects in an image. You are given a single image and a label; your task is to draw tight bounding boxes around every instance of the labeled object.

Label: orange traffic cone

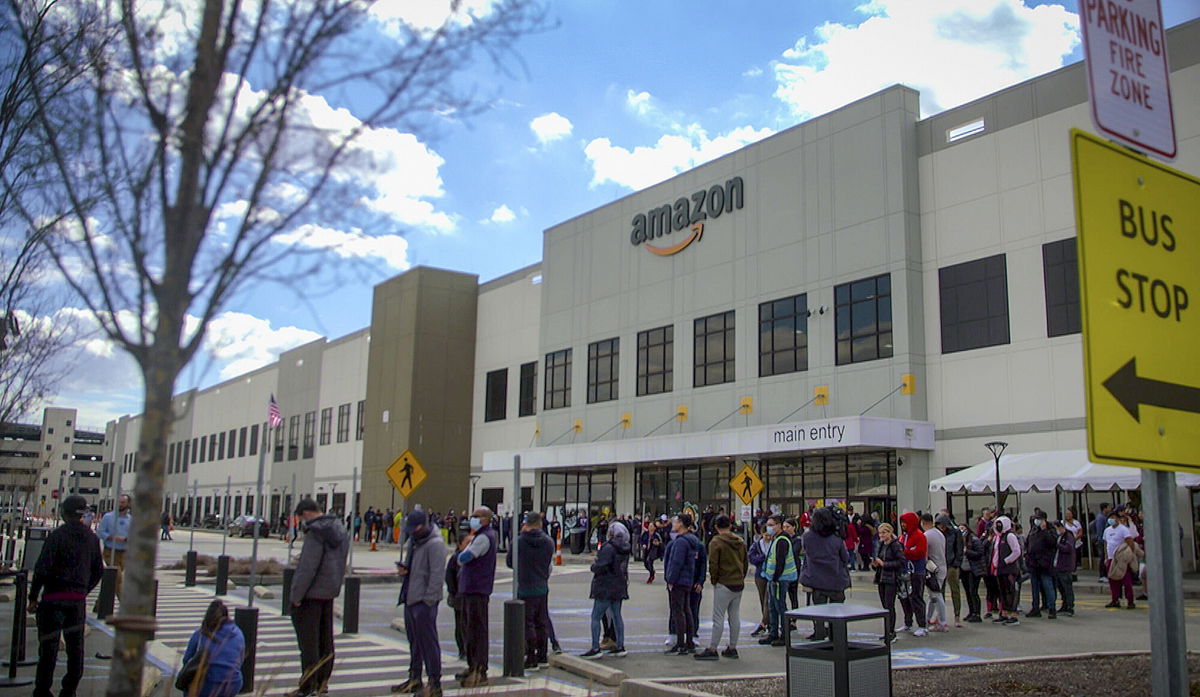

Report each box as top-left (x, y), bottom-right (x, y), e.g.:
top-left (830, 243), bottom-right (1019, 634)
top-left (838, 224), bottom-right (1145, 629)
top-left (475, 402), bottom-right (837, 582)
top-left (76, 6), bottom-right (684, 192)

top-left (554, 537), bottom-right (563, 566)
top-left (370, 531), bottom-right (377, 551)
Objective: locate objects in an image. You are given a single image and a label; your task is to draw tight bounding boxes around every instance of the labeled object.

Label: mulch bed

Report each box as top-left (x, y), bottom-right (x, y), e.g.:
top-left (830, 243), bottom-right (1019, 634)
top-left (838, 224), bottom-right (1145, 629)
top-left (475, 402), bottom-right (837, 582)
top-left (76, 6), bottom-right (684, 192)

top-left (160, 553), bottom-right (285, 576)
top-left (675, 654), bottom-right (1200, 697)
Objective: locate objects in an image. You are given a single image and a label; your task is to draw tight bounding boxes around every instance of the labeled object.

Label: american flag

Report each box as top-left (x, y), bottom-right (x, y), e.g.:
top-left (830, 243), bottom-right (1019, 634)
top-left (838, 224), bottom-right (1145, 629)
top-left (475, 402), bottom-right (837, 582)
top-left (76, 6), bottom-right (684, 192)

top-left (267, 394), bottom-right (283, 429)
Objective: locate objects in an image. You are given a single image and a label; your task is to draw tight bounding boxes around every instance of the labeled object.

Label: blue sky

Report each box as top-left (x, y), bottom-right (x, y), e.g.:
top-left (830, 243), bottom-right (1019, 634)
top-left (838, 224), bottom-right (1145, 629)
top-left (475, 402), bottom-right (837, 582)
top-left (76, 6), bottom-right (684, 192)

top-left (42, 0), bottom-right (1200, 428)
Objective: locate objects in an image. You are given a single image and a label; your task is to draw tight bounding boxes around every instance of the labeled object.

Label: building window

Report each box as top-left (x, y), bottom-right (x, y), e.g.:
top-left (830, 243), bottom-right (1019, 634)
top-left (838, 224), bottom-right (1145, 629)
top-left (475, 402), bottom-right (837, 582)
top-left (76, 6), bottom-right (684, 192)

top-left (587, 338), bottom-right (620, 403)
top-left (336, 403), bottom-right (351, 443)
top-left (485, 369), bottom-right (508, 422)
top-left (217, 431), bottom-right (226, 460)
top-left (238, 427), bottom-right (247, 457)
top-left (209, 434), bottom-right (217, 462)
top-left (1043, 238), bottom-right (1081, 337)
top-left (273, 421), bottom-right (284, 462)
top-left (248, 424), bottom-right (259, 457)
top-left (287, 415), bottom-right (300, 460)
top-left (319, 408), bottom-right (332, 445)
top-left (228, 429), bottom-right (237, 457)
top-left (303, 411), bottom-right (316, 458)
top-left (835, 274), bottom-right (893, 365)
top-left (939, 254), bottom-right (1010, 353)
top-left (168, 443), bottom-right (176, 473)
top-left (518, 362), bottom-right (537, 417)
top-left (759, 294), bottom-right (808, 377)
top-left (544, 349), bottom-right (572, 410)
top-left (694, 310), bottom-right (735, 387)
top-left (356, 400), bottom-right (365, 440)
top-left (198, 436), bottom-right (206, 463)
top-left (637, 326), bottom-right (674, 396)
top-left (182, 441), bottom-right (190, 472)
top-left (191, 437), bottom-right (199, 464)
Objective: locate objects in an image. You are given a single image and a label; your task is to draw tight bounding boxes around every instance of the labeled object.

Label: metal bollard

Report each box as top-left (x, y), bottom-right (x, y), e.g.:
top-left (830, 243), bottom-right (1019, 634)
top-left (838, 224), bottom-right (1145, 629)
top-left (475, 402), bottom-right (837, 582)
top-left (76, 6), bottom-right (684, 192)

top-left (281, 567), bottom-right (294, 616)
top-left (502, 599), bottom-right (526, 677)
top-left (216, 555), bottom-right (230, 596)
top-left (184, 549), bottom-right (198, 587)
top-left (3, 538), bottom-right (13, 563)
top-left (0, 571), bottom-right (33, 686)
top-left (234, 606), bottom-right (259, 693)
top-left (95, 567), bottom-right (117, 620)
top-left (342, 577), bottom-right (360, 634)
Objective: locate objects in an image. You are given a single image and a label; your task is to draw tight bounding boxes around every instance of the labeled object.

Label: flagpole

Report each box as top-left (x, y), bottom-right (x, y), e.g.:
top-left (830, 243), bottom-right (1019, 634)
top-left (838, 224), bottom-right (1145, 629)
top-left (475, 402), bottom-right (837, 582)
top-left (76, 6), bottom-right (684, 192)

top-left (249, 421), bottom-right (270, 607)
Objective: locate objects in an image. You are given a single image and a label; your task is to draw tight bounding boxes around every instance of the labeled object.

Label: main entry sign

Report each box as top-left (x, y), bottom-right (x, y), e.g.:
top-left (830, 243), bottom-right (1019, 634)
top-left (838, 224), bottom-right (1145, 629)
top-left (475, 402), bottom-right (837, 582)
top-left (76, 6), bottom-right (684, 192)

top-left (1072, 129), bottom-right (1199, 471)
top-left (1079, 0), bottom-right (1176, 159)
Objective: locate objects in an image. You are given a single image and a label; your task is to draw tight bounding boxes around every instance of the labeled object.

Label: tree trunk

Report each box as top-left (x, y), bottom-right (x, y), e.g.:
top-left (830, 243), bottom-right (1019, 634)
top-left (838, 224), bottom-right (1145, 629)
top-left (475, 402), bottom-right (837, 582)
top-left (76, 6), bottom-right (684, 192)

top-left (105, 349), bottom-right (180, 697)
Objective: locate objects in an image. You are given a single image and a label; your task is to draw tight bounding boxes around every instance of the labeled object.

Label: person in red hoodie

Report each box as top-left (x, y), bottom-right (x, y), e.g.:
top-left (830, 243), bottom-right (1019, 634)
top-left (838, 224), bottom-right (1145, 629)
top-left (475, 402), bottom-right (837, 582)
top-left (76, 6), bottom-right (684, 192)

top-left (898, 512), bottom-right (928, 636)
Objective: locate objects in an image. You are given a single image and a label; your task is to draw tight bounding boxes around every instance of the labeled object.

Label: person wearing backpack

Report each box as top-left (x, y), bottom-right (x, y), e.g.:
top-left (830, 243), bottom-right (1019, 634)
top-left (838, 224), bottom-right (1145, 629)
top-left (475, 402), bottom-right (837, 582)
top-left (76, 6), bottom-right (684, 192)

top-left (871, 523), bottom-right (905, 644)
top-left (897, 512), bottom-right (928, 637)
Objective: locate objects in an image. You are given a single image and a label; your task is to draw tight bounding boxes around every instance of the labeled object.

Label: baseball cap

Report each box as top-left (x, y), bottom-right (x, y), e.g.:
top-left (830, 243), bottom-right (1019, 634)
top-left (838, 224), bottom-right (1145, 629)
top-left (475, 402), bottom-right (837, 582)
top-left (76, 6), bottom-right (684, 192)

top-left (61, 495), bottom-right (90, 517)
top-left (659, 514), bottom-right (668, 522)
top-left (404, 510), bottom-right (428, 535)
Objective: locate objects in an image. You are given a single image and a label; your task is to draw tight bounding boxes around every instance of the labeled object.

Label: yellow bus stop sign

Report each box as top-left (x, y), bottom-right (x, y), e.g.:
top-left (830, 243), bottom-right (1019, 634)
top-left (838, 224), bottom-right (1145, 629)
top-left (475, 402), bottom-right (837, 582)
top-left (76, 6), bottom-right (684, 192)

top-left (730, 464), bottom-right (764, 505)
top-left (1072, 129), bottom-right (1200, 471)
top-left (387, 449), bottom-right (427, 499)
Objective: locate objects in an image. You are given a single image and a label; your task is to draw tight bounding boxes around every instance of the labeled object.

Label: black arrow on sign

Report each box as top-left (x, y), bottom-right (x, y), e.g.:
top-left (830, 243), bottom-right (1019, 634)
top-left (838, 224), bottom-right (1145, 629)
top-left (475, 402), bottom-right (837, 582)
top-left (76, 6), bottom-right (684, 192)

top-left (1103, 358), bottom-right (1200, 422)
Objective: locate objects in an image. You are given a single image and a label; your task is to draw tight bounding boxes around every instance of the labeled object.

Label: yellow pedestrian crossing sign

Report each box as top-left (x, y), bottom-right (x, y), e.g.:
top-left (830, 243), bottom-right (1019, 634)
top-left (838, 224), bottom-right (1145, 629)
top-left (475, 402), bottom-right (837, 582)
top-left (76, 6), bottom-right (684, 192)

top-left (730, 464), bottom-right (763, 505)
top-left (387, 449), bottom-right (427, 499)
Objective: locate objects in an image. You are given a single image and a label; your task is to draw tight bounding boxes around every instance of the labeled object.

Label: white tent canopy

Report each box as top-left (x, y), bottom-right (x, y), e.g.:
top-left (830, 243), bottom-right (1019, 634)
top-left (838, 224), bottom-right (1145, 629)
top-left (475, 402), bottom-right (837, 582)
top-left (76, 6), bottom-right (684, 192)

top-left (929, 449), bottom-right (1200, 493)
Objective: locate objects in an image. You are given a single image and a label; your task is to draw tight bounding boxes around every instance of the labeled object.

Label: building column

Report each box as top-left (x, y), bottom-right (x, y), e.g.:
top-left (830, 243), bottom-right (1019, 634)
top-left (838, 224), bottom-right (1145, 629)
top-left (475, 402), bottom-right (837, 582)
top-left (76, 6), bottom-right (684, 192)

top-left (895, 449), bottom-right (930, 514)
top-left (615, 464), bottom-right (636, 518)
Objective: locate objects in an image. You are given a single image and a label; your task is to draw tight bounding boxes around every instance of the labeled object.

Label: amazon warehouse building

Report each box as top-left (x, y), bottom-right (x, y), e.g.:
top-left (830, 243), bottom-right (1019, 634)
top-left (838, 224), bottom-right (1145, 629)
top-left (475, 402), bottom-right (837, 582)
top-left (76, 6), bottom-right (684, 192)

top-left (99, 21), bottom-right (1199, 553)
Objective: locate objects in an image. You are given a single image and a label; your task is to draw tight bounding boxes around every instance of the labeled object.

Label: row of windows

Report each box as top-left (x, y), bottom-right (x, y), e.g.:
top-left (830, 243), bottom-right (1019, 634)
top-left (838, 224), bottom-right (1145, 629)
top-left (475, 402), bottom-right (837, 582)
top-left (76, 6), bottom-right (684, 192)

top-left (477, 239), bottom-right (1079, 421)
top-left (164, 399), bottom-right (369, 472)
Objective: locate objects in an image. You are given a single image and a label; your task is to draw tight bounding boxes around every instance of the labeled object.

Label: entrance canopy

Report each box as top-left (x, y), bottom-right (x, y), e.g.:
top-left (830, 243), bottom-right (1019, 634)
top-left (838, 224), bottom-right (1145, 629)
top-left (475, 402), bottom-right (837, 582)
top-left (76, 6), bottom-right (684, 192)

top-left (929, 450), bottom-right (1200, 493)
top-left (482, 415), bottom-right (934, 472)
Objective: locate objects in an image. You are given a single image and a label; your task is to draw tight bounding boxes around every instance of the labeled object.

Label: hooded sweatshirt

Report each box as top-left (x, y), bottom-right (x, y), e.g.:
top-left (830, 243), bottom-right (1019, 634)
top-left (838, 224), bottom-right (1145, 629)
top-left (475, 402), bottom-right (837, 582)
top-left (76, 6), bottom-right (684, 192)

top-left (799, 508), bottom-right (851, 592)
top-left (182, 620), bottom-right (245, 697)
top-left (291, 514), bottom-right (351, 601)
top-left (899, 512), bottom-right (927, 565)
top-left (990, 515), bottom-right (1022, 576)
top-left (708, 530), bottom-right (749, 590)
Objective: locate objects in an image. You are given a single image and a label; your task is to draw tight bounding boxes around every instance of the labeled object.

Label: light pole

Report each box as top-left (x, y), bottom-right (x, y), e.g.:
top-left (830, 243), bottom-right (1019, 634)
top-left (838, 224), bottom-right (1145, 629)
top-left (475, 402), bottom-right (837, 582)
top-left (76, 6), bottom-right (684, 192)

top-left (330, 482), bottom-right (338, 515)
top-left (470, 475), bottom-right (481, 511)
top-left (985, 441), bottom-right (1008, 514)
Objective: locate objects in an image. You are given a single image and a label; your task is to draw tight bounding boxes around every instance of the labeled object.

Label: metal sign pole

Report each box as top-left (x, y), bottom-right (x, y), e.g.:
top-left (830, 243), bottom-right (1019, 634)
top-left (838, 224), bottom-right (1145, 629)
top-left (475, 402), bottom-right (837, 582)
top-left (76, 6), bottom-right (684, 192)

top-left (249, 424), bottom-right (269, 607)
top-left (222, 475), bottom-right (231, 556)
top-left (189, 480), bottom-right (198, 549)
top-left (1142, 468), bottom-right (1187, 696)
top-left (512, 455), bottom-right (520, 599)
top-left (347, 467), bottom-right (357, 571)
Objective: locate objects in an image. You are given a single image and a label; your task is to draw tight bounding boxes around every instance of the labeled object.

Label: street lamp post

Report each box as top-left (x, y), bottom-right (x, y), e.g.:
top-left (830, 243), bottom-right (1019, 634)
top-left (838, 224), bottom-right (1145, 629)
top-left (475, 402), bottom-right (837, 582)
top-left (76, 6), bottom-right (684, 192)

top-left (470, 475), bottom-right (481, 511)
top-left (985, 441), bottom-right (1008, 514)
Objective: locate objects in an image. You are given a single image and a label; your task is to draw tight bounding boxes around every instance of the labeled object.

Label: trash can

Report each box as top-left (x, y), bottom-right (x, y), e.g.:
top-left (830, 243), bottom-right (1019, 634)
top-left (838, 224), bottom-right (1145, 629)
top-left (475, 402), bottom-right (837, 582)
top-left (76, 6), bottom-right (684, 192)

top-left (569, 528), bottom-right (586, 554)
top-left (784, 603), bottom-right (891, 697)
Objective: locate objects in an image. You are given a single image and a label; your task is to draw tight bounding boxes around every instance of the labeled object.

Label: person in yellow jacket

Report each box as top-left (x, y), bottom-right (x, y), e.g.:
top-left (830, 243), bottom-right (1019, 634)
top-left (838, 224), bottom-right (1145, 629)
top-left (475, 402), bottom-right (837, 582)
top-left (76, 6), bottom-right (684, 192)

top-left (758, 514), bottom-right (797, 646)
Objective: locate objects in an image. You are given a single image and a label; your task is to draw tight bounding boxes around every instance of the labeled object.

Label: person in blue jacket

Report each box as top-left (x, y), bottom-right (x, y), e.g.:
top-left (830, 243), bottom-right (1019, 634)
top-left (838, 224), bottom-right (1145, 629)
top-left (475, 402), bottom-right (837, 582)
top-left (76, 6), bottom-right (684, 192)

top-left (663, 514), bottom-right (704, 655)
top-left (181, 600), bottom-right (245, 697)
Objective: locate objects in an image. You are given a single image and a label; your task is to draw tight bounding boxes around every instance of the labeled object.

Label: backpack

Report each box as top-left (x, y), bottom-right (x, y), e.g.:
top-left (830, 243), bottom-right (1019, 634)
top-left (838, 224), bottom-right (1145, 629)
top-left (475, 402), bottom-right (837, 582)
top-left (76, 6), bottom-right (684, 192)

top-left (897, 560), bottom-right (914, 599)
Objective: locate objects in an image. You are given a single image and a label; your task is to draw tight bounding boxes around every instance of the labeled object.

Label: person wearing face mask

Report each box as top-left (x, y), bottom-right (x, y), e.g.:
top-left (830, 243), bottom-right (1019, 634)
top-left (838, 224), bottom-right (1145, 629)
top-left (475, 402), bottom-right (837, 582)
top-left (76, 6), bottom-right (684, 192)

top-left (989, 516), bottom-right (1022, 626)
top-left (96, 494), bottom-right (132, 601)
top-left (455, 507), bottom-right (497, 687)
top-left (1103, 512), bottom-right (1136, 577)
top-left (662, 514), bottom-right (703, 655)
top-left (392, 510), bottom-right (449, 697)
top-left (1024, 513), bottom-right (1057, 619)
top-left (897, 512), bottom-right (928, 637)
top-left (758, 515), bottom-right (796, 647)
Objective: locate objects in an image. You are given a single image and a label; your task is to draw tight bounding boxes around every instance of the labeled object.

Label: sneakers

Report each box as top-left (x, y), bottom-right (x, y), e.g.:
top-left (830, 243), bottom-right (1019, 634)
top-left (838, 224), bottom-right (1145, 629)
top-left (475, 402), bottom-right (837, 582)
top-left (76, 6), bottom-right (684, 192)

top-left (1025, 609), bottom-right (1042, 618)
top-left (966, 615), bottom-right (983, 623)
top-left (422, 686), bottom-right (443, 697)
top-left (1105, 601), bottom-right (1121, 608)
top-left (1047, 611), bottom-right (1057, 619)
top-left (693, 648), bottom-right (719, 661)
top-left (664, 645), bottom-right (686, 655)
top-left (897, 624), bottom-right (912, 633)
top-left (391, 678), bottom-right (423, 694)
top-left (538, 658), bottom-right (551, 669)
top-left (581, 648), bottom-right (604, 659)
top-left (1126, 602), bottom-right (1136, 609)
top-left (721, 648), bottom-right (739, 659)
top-left (770, 638), bottom-right (785, 647)
top-left (523, 658), bottom-right (540, 671)
top-left (991, 616), bottom-right (1007, 623)
top-left (551, 642), bottom-right (563, 655)
top-left (1003, 617), bottom-right (1020, 626)
top-left (929, 622), bottom-right (949, 633)
top-left (453, 669), bottom-right (472, 681)
top-left (459, 672), bottom-right (488, 688)
top-left (607, 647), bottom-right (627, 658)
top-left (757, 635), bottom-right (779, 645)
top-left (1060, 609), bottom-right (1074, 617)
top-left (880, 633), bottom-right (898, 644)
top-left (664, 636), bottom-right (676, 646)
top-left (983, 612), bottom-right (993, 619)
top-left (1136, 594), bottom-right (1148, 601)
top-left (912, 628), bottom-right (928, 637)
top-left (750, 626), bottom-right (766, 637)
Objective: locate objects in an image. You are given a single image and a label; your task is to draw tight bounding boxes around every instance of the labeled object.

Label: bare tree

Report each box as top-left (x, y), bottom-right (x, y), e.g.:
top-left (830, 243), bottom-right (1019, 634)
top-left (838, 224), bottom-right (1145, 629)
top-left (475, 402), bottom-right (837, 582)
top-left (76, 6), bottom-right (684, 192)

top-left (5, 0), bottom-right (545, 693)
top-left (0, 0), bottom-right (79, 424)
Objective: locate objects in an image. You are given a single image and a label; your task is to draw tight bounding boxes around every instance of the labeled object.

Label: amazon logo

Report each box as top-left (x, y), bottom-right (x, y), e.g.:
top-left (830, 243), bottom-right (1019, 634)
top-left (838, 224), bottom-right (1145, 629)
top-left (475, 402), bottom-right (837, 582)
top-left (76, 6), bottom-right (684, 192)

top-left (630, 176), bottom-right (744, 255)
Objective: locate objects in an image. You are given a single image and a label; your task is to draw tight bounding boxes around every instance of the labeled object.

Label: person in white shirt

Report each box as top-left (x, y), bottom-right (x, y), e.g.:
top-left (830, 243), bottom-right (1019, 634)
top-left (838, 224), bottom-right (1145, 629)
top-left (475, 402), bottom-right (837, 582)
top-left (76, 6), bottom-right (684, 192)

top-left (1102, 515), bottom-right (1136, 572)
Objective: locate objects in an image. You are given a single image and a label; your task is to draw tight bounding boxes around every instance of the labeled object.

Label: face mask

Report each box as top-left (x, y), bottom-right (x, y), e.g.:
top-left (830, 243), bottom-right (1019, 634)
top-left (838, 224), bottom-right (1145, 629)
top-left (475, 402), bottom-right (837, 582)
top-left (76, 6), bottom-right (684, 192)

top-left (766, 524), bottom-right (776, 535)
top-left (469, 517), bottom-right (482, 531)
top-left (1108, 518), bottom-right (1117, 526)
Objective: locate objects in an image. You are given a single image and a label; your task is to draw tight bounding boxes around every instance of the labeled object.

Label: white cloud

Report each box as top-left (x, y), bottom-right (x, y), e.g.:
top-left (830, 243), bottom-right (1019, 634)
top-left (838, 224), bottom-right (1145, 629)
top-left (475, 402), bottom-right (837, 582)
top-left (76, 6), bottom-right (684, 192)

top-left (202, 312), bottom-right (323, 380)
top-left (487, 205), bottom-right (517, 224)
top-left (584, 124), bottom-right (774, 191)
top-left (773, 0), bottom-right (1079, 117)
top-left (369, 0), bottom-right (498, 32)
top-left (274, 224), bottom-right (411, 270)
top-left (529, 112), bottom-right (573, 145)
top-left (743, 66), bottom-right (764, 78)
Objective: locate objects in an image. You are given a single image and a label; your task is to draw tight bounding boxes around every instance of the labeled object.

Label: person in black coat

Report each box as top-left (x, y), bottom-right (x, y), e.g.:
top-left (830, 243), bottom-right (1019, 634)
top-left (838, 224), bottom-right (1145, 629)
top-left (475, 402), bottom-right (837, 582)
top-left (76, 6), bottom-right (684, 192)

top-left (581, 524), bottom-right (631, 659)
top-left (29, 495), bottom-right (104, 697)
top-left (1025, 514), bottom-right (1058, 618)
top-left (870, 522), bottom-right (905, 643)
top-left (959, 526), bottom-right (988, 622)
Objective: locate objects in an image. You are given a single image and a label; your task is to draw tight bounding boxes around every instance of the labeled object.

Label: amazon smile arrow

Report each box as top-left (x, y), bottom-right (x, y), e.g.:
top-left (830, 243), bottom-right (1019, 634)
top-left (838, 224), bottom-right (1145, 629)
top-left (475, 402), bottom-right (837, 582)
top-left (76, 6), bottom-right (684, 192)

top-left (1103, 357), bottom-right (1200, 422)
